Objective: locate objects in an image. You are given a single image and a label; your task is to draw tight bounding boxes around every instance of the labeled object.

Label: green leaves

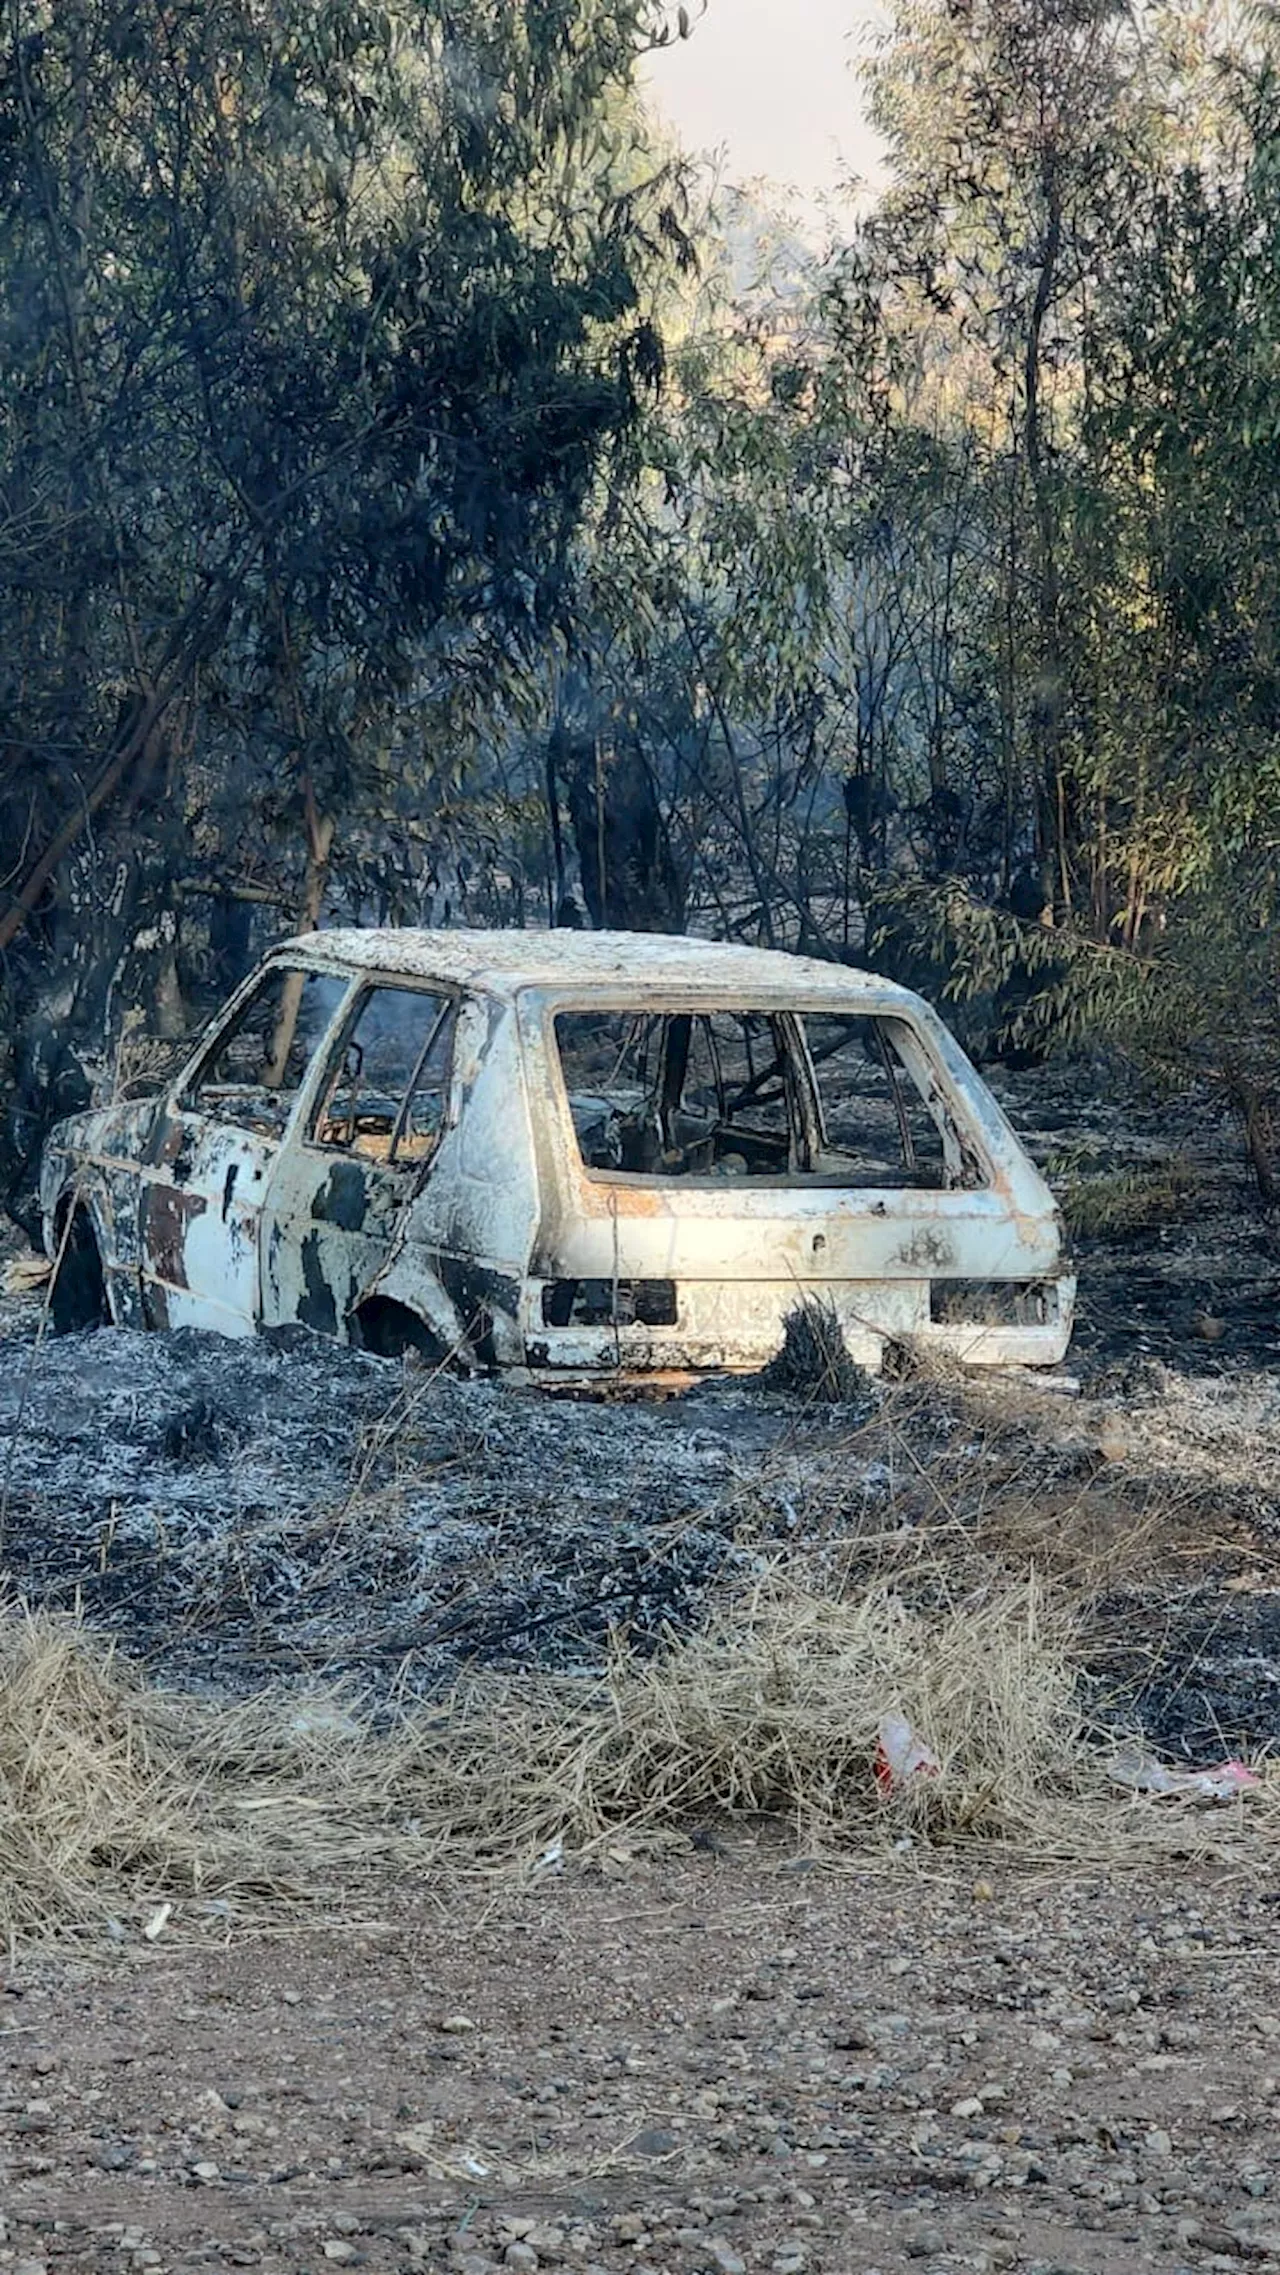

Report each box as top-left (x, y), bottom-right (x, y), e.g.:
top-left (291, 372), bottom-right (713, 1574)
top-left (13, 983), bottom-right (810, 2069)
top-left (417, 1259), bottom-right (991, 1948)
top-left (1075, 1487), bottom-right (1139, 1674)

top-left (0, 0), bottom-right (682, 925)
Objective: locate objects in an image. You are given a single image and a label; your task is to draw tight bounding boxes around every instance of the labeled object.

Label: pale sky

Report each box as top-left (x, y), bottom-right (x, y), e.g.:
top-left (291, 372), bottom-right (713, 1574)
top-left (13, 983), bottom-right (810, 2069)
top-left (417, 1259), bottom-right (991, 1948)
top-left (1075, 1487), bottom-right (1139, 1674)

top-left (642, 0), bottom-right (887, 208)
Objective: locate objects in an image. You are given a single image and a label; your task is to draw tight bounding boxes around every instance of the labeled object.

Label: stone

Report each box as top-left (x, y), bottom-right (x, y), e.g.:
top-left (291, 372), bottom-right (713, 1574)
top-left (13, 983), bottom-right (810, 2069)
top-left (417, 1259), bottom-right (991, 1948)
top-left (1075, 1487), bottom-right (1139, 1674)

top-left (707, 2243), bottom-right (747, 2275)
top-left (522, 2226), bottom-right (565, 2262)
top-left (632, 2127), bottom-right (680, 2157)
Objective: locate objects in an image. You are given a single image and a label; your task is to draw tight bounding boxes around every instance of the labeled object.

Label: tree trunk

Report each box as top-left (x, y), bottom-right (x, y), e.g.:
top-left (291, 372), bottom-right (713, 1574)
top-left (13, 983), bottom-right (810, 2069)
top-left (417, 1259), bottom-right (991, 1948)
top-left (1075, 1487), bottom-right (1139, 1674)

top-left (264, 783), bottom-right (336, 1085)
top-left (1024, 157), bottom-right (1065, 921)
top-left (567, 735), bottom-right (684, 933)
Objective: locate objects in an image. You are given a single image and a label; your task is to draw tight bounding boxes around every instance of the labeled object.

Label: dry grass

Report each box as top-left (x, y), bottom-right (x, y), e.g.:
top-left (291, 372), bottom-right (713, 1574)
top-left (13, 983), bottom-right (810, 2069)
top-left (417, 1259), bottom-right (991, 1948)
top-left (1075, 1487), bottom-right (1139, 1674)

top-left (2, 1579), bottom-right (1258, 1946)
top-left (397, 1555), bottom-right (1278, 1872)
top-left (2, 1371), bottom-right (1273, 1942)
top-left (1058, 1156), bottom-right (1199, 1239)
top-left (106, 1015), bottom-right (189, 1104)
top-left (0, 1610), bottom-right (435, 1942)
top-left (2, 1252), bottom-right (51, 1297)
top-left (402, 1570), bottom-right (1094, 1861)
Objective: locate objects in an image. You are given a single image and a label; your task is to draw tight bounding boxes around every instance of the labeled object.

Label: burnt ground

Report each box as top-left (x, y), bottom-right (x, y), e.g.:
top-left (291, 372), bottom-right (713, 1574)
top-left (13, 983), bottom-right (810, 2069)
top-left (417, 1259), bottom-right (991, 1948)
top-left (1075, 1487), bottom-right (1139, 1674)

top-left (3, 1307), bottom-right (1280, 1754)
top-left (2, 1064), bottom-right (1280, 1757)
top-left (1003, 1063), bottom-right (1280, 1379)
top-left (0, 1321), bottom-right (788, 1694)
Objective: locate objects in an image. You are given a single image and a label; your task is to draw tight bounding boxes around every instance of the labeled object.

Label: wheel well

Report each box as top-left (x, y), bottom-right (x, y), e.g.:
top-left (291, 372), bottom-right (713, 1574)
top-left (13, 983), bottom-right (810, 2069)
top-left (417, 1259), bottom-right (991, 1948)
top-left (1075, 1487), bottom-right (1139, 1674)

top-left (353, 1296), bottom-right (447, 1363)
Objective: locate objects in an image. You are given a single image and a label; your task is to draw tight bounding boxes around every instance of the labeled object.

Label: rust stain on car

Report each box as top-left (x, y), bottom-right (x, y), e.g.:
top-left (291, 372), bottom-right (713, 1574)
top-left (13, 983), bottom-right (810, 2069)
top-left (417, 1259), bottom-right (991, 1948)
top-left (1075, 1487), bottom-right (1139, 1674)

top-left (145, 1184), bottom-right (206, 1289)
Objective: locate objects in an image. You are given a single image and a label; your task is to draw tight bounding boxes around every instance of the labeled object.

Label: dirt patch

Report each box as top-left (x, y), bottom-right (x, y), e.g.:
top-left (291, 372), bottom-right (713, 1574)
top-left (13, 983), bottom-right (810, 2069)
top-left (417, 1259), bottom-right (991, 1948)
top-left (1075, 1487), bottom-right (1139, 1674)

top-left (3, 1858), bottom-right (1280, 2274)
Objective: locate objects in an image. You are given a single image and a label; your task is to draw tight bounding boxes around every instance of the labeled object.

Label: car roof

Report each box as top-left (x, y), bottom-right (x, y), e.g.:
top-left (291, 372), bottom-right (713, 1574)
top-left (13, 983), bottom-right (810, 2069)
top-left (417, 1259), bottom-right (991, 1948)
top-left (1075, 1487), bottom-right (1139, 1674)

top-left (277, 927), bottom-right (919, 1009)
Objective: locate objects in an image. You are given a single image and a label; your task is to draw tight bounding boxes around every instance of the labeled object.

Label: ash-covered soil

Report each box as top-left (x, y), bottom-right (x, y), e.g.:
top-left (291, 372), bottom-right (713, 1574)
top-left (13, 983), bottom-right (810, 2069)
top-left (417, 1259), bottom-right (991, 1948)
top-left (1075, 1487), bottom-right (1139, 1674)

top-left (3, 1297), bottom-right (1280, 1759)
top-left (0, 1318), bottom-right (812, 1694)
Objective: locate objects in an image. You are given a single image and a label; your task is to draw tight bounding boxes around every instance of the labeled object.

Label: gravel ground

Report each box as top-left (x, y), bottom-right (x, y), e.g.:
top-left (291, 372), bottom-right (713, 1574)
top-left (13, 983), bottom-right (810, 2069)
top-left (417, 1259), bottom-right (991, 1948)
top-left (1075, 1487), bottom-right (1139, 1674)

top-left (2, 1856), bottom-right (1278, 2275)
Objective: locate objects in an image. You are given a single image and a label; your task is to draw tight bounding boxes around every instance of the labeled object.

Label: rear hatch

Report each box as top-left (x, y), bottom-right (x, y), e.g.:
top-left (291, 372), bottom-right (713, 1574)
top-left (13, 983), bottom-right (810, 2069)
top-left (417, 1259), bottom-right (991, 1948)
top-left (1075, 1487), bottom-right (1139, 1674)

top-left (520, 992), bottom-right (1072, 1371)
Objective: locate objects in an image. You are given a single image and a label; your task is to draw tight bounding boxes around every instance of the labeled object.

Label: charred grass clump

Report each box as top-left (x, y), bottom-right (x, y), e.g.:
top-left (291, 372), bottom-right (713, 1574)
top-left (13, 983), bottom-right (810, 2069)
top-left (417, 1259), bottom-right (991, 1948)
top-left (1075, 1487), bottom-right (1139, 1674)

top-left (759, 1298), bottom-right (875, 1408)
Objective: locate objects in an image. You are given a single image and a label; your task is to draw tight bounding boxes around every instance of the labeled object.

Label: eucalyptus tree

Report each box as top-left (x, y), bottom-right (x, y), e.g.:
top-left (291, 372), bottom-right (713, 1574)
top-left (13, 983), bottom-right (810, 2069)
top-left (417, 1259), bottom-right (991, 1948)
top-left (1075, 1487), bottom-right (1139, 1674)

top-left (858, 0), bottom-right (1161, 919)
top-left (0, 0), bottom-right (685, 1218)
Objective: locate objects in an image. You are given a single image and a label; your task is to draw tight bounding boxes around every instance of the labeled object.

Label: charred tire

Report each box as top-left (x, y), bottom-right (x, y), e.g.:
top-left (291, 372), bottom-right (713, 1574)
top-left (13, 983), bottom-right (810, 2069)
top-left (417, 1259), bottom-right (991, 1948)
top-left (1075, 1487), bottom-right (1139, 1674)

top-left (353, 1297), bottom-right (447, 1365)
top-left (50, 1208), bottom-right (110, 1334)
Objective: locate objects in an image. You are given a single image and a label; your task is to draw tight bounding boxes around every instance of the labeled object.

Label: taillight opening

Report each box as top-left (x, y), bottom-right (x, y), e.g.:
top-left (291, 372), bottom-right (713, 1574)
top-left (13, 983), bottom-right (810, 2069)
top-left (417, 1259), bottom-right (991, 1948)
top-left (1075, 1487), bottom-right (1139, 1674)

top-left (930, 1278), bottom-right (1060, 1328)
top-left (541, 1278), bottom-right (678, 1329)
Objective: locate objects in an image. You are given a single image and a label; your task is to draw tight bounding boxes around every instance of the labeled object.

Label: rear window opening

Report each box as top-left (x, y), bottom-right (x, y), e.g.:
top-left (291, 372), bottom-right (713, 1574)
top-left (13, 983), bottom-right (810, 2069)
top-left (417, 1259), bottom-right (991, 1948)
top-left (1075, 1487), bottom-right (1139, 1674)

top-left (554, 1009), bottom-right (985, 1190)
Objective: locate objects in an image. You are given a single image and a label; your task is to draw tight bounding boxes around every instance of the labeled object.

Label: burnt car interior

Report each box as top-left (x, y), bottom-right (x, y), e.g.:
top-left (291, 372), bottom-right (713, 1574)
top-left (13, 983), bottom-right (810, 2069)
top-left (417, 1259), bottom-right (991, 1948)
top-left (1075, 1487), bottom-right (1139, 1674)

top-left (555, 1008), bottom-right (986, 1189)
top-left (182, 970), bottom-right (456, 1168)
top-left (311, 984), bottom-right (455, 1165)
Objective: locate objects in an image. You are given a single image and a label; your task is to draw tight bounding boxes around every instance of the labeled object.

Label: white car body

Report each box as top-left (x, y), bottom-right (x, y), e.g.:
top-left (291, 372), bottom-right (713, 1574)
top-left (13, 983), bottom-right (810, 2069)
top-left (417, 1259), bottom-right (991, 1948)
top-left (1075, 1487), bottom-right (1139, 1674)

top-left (41, 929), bottom-right (1075, 1378)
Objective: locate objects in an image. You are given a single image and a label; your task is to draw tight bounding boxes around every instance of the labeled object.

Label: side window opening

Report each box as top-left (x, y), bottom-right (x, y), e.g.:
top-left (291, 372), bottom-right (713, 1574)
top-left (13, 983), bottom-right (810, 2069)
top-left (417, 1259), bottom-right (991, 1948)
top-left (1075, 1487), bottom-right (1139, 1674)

top-left (312, 984), bottom-right (456, 1165)
top-left (554, 1009), bottom-right (983, 1190)
top-left (802, 1014), bottom-right (952, 1186)
top-left (182, 969), bottom-right (346, 1136)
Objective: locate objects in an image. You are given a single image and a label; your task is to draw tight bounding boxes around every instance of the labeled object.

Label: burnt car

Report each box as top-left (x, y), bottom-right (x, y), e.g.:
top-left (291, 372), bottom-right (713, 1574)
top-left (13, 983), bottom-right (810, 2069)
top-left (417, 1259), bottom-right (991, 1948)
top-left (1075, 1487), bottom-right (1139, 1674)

top-left (39, 930), bottom-right (1075, 1376)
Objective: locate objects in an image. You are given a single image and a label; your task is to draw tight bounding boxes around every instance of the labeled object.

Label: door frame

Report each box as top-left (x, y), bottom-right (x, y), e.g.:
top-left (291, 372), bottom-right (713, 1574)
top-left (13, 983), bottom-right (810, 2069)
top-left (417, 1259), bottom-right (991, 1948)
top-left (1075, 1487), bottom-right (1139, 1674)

top-left (256, 972), bottom-right (462, 1338)
top-left (137, 960), bottom-right (358, 1332)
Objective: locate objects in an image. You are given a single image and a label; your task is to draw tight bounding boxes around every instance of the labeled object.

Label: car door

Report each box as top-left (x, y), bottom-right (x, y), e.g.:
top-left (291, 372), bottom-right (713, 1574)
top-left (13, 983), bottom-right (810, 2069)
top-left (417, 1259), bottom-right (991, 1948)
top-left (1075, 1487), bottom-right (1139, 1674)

top-left (258, 978), bottom-right (458, 1338)
top-left (138, 964), bottom-right (351, 1335)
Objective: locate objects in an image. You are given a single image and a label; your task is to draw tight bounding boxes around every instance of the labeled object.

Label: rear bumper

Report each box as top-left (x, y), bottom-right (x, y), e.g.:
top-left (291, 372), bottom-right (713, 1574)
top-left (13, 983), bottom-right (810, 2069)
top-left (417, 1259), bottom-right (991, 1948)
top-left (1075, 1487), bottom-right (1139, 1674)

top-left (522, 1274), bottom-right (1076, 1376)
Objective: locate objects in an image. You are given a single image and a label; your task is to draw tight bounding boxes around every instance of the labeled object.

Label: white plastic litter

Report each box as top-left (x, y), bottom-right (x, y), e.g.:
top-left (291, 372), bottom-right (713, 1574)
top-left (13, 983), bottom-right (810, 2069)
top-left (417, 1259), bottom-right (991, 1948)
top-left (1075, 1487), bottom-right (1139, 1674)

top-left (1108, 1748), bottom-right (1262, 1804)
top-left (875, 1712), bottom-right (941, 1795)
